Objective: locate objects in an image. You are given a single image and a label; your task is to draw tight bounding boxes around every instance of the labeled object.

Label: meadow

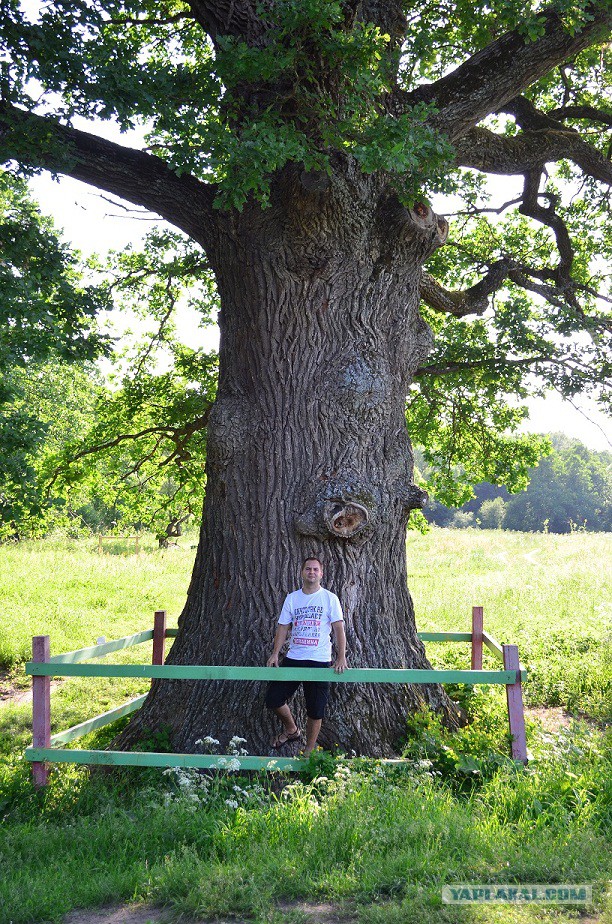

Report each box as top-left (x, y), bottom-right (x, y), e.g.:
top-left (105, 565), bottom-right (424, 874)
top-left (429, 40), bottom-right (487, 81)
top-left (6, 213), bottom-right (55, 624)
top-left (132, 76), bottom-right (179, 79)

top-left (0, 529), bottom-right (610, 924)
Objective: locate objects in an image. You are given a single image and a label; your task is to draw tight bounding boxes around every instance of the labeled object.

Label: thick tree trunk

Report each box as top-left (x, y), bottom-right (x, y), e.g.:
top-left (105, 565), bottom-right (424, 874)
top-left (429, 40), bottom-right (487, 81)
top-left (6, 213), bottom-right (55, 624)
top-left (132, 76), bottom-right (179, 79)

top-left (119, 161), bottom-right (456, 757)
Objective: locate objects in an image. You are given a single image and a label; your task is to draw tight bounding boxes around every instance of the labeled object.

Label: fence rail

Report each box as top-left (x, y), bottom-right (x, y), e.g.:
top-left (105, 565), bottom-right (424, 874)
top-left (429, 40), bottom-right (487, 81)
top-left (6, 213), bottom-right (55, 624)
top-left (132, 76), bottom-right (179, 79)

top-left (25, 607), bottom-right (528, 786)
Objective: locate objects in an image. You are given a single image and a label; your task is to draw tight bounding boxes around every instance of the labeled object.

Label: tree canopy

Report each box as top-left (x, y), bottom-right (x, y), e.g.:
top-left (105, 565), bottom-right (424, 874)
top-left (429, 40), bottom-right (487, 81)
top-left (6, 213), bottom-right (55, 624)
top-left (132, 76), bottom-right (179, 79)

top-left (1, 0), bottom-right (609, 492)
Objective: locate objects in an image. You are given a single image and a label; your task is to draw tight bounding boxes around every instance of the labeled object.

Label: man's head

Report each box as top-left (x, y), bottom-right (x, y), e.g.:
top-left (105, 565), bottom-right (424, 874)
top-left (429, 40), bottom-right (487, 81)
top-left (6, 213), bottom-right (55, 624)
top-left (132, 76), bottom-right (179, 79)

top-left (301, 556), bottom-right (323, 591)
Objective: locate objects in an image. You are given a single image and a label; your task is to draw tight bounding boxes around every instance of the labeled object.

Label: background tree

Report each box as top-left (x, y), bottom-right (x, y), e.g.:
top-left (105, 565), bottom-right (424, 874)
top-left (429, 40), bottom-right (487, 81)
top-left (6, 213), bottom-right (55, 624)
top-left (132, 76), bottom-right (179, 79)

top-left (0, 170), bottom-right (109, 534)
top-left (46, 229), bottom-right (219, 544)
top-left (424, 435), bottom-right (611, 532)
top-left (1, 1), bottom-right (610, 755)
top-left (503, 435), bottom-right (611, 532)
top-left (479, 497), bottom-right (507, 530)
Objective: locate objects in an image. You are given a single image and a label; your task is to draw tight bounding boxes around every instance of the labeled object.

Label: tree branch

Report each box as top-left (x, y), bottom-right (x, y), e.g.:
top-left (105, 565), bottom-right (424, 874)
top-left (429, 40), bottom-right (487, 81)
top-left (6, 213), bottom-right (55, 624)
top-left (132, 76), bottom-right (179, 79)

top-left (108, 11), bottom-right (191, 27)
top-left (548, 105), bottom-right (612, 127)
top-left (454, 124), bottom-right (612, 185)
top-left (519, 168), bottom-right (574, 285)
top-left (421, 253), bottom-right (612, 328)
top-left (132, 285), bottom-right (178, 380)
top-left (0, 103), bottom-right (218, 250)
top-left (420, 261), bottom-right (512, 317)
top-left (414, 355), bottom-right (548, 378)
top-left (46, 410), bottom-right (212, 495)
top-left (395, 3), bottom-right (612, 140)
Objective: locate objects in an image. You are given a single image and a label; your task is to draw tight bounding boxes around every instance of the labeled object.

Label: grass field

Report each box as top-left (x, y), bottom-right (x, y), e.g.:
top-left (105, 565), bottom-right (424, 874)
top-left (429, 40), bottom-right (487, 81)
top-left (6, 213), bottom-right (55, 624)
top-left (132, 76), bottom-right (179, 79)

top-left (0, 529), bottom-right (610, 924)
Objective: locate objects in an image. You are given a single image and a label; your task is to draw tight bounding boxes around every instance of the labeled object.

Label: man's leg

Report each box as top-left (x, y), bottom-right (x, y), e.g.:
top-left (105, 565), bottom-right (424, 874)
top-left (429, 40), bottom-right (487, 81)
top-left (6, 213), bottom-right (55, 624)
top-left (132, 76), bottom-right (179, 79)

top-left (265, 662), bottom-right (302, 746)
top-left (304, 717), bottom-right (322, 756)
top-left (303, 664), bottom-right (331, 756)
top-left (273, 703), bottom-right (299, 739)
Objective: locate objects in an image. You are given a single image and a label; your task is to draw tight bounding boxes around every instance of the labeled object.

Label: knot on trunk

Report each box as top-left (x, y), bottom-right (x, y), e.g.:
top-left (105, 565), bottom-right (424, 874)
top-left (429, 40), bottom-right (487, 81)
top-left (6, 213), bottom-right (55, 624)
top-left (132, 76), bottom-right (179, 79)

top-left (401, 484), bottom-right (429, 511)
top-left (325, 501), bottom-right (369, 538)
top-left (409, 202), bottom-right (437, 231)
top-left (401, 203), bottom-right (448, 258)
top-left (436, 216), bottom-right (449, 244)
top-left (295, 473), bottom-right (375, 544)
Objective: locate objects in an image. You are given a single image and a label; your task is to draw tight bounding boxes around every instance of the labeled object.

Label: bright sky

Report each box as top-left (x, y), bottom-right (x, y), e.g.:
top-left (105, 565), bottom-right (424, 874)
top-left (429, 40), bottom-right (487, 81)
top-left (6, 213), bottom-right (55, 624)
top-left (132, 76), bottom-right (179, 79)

top-left (29, 166), bottom-right (611, 453)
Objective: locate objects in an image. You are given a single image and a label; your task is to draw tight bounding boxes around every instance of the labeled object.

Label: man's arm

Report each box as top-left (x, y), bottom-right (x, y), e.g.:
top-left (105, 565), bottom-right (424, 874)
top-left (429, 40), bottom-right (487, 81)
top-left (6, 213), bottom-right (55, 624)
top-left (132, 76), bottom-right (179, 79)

top-left (332, 621), bottom-right (348, 673)
top-left (267, 623), bottom-right (290, 667)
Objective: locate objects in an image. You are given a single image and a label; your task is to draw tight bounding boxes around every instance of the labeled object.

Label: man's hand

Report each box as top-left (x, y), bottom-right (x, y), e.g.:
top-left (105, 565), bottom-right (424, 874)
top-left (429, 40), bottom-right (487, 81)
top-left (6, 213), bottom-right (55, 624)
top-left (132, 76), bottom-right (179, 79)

top-left (267, 624), bottom-right (290, 667)
top-left (333, 655), bottom-right (348, 674)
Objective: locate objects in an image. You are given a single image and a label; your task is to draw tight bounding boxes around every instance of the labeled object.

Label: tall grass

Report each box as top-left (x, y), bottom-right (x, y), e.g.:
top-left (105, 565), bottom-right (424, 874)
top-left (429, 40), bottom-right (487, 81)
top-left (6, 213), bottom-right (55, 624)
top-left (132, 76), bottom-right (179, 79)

top-left (0, 535), bottom-right (192, 672)
top-left (408, 529), bottom-right (611, 720)
top-left (1, 731), bottom-right (610, 924)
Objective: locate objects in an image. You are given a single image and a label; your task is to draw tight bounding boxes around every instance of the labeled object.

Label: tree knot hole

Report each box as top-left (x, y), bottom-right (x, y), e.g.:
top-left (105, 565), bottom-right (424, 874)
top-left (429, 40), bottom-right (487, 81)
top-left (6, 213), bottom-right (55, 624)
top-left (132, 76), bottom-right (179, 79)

top-left (326, 501), bottom-right (369, 538)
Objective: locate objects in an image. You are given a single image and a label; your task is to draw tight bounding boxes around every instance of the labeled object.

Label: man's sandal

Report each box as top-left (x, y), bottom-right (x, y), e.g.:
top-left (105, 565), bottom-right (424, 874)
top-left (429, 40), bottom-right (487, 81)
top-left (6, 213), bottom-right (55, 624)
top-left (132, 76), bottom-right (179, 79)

top-left (271, 728), bottom-right (302, 748)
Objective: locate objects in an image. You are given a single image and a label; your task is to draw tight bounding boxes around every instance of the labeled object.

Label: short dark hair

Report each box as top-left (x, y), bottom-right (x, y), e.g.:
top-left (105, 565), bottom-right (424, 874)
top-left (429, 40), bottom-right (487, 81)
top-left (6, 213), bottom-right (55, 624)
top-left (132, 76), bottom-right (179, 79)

top-left (301, 556), bottom-right (323, 570)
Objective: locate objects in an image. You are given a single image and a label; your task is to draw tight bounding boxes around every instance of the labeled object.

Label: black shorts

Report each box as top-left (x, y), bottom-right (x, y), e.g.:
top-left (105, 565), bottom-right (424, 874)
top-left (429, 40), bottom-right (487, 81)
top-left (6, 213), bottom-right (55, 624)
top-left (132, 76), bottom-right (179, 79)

top-left (265, 657), bottom-right (332, 720)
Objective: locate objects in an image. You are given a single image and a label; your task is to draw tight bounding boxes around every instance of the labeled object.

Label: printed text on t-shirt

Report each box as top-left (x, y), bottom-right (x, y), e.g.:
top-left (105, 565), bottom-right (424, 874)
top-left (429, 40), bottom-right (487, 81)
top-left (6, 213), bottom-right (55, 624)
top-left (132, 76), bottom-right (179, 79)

top-left (293, 605), bottom-right (323, 646)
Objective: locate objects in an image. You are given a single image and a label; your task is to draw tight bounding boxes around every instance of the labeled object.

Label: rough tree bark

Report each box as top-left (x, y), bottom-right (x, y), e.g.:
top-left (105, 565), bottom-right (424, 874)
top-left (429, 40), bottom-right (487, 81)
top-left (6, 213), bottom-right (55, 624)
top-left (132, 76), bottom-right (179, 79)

top-left (118, 158), bottom-right (457, 757)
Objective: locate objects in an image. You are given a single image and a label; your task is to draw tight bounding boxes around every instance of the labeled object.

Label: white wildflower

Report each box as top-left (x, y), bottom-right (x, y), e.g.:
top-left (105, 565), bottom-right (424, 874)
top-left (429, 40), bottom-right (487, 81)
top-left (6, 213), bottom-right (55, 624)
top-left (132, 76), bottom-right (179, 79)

top-left (225, 799), bottom-right (239, 809)
top-left (227, 758), bottom-right (241, 772)
top-left (202, 736), bottom-right (220, 746)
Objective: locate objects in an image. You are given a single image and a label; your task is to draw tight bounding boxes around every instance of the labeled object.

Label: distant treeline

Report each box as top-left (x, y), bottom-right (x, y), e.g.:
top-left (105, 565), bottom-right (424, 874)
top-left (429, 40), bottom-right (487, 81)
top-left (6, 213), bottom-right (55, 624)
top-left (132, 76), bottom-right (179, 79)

top-left (422, 433), bottom-right (611, 533)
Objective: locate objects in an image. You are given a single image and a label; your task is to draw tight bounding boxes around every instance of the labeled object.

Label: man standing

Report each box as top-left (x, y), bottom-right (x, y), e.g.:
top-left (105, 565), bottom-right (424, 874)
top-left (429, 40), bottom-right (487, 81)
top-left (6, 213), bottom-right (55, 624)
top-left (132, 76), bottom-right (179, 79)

top-left (265, 556), bottom-right (348, 756)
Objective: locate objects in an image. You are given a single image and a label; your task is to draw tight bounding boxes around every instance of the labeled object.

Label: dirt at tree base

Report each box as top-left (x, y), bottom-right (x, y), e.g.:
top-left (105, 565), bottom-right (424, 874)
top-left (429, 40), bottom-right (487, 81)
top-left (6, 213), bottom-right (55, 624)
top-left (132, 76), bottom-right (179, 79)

top-left (56, 901), bottom-right (604, 923)
top-left (0, 670), bottom-right (63, 706)
top-left (61, 902), bottom-right (357, 924)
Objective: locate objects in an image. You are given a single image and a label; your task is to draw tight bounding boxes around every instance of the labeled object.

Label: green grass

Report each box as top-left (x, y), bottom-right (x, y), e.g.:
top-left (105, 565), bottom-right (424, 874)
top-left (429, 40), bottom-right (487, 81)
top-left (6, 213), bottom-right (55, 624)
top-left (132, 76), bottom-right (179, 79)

top-left (409, 528), bottom-right (612, 721)
top-left (0, 533), bottom-right (191, 672)
top-left (1, 731), bottom-right (610, 924)
top-left (0, 529), bottom-right (610, 924)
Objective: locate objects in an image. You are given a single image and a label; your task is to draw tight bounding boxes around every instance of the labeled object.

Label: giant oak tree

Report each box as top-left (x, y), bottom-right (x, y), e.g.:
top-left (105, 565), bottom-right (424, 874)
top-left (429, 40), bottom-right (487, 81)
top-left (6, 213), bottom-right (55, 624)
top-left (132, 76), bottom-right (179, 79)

top-left (1, 0), bottom-right (611, 754)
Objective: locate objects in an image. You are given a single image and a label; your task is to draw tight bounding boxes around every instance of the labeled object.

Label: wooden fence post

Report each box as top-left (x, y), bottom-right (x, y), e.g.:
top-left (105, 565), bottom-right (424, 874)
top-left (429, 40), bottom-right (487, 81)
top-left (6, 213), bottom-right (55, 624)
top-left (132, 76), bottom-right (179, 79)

top-left (152, 610), bottom-right (167, 666)
top-left (503, 644), bottom-right (528, 763)
top-left (471, 605), bottom-right (483, 670)
top-left (32, 635), bottom-right (51, 787)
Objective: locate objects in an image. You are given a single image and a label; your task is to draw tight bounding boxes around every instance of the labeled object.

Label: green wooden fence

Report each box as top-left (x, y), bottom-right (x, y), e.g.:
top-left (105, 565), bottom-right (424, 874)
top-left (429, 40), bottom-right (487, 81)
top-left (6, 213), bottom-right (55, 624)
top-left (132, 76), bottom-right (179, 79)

top-left (25, 607), bottom-right (528, 786)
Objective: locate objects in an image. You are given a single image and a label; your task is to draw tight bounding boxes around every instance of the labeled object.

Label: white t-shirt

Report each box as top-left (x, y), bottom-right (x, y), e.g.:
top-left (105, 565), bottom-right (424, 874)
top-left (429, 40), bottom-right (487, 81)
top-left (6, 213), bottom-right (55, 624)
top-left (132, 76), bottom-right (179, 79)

top-left (278, 587), bottom-right (344, 661)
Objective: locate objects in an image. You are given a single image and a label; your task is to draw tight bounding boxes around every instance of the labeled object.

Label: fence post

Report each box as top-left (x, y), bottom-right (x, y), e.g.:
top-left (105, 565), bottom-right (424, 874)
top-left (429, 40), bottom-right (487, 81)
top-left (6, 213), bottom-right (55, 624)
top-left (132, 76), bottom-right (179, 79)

top-left (471, 605), bottom-right (483, 670)
top-left (32, 635), bottom-right (51, 787)
top-left (503, 644), bottom-right (528, 763)
top-left (152, 610), bottom-right (167, 666)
